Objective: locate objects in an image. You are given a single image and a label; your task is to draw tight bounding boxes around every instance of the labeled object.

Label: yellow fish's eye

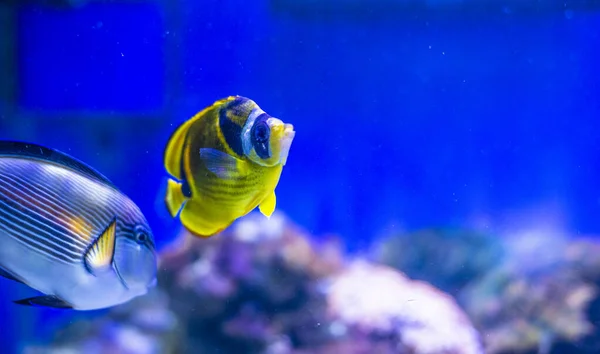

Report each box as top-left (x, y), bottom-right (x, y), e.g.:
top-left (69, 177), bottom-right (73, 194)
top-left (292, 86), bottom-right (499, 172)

top-left (251, 116), bottom-right (271, 159)
top-left (254, 122), bottom-right (269, 143)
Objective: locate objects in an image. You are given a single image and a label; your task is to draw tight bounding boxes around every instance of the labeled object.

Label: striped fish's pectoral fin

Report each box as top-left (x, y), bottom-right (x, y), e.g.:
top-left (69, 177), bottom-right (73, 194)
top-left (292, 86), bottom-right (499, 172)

top-left (199, 148), bottom-right (249, 179)
top-left (179, 200), bottom-right (229, 237)
top-left (0, 266), bottom-right (26, 285)
top-left (14, 295), bottom-right (73, 309)
top-left (84, 218), bottom-right (117, 275)
top-left (165, 178), bottom-right (189, 218)
top-left (258, 191), bottom-right (276, 219)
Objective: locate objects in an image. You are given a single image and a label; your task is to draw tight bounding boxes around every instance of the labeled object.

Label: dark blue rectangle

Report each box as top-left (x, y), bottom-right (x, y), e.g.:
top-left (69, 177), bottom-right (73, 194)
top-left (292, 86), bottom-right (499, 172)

top-left (17, 1), bottom-right (165, 113)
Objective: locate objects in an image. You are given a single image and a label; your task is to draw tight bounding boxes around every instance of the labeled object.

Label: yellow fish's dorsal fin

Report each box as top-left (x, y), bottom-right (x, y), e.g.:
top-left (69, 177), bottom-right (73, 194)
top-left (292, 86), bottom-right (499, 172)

top-left (84, 218), bottom-right (117, 275)
top-left (199, 148), bottom-right (249, 179)
top-left (164, 117), bottom-right (195, 180)
top-left (165, 178), bottom-right (188, 217)
top-left (259, 191), bottom-right (276, 218)
top-left (164, 97), bottom-right (237, 179)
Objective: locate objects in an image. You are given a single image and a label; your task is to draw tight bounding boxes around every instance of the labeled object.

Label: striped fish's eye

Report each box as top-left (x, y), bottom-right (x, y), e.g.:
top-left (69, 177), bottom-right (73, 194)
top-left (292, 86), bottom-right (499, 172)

top-left (136, 231), bottom-right (148, 244)
top-left (134, 225), bottom-right (150, 245)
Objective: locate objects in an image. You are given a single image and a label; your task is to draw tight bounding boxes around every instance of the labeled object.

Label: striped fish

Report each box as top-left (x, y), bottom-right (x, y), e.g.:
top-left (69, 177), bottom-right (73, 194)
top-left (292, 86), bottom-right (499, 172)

top-left (0, 141), bottom-right (157, 310)
top-left (163, 96), bottom-right (295, 237)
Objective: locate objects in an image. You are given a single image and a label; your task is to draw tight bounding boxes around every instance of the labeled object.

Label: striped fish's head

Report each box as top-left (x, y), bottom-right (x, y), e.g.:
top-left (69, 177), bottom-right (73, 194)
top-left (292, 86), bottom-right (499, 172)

top-left (241, 104), bottom-right (295, 167)
top-left (111, 201), bottom-right (157, 294)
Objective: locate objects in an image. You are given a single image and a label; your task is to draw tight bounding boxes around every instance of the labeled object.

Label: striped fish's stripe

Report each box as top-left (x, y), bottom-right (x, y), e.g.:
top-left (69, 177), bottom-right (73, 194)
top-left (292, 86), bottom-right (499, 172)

top-left (0, 203), bottom-right (79, 264)
top-left (0, 185), bottom-right (87, 258)
top-left (0, 159), bottom-right (142, 226)
top-left (0, 177), bottom-right (96, 249)
top-left (0, 167), bottom-right (109, 240)
top-left (1, 169), bottom-right (111, 235)
top-left (0, 158), bottom-right (141, 264)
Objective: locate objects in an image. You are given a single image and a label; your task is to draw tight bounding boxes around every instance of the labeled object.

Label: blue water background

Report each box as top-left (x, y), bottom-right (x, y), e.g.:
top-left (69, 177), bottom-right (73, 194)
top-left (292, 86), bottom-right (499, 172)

top-left (0, 0), bottom-right (599, 351)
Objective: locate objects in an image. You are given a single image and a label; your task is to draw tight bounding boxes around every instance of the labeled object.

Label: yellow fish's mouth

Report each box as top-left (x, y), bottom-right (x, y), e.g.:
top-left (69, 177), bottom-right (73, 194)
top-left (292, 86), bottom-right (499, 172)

top-left (279, 123), bottom-right (295, 166)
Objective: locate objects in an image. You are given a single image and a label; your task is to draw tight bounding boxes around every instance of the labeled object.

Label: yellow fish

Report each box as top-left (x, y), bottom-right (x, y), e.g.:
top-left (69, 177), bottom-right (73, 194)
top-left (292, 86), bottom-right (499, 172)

top-left (163, 96), bottom-right (296, 237)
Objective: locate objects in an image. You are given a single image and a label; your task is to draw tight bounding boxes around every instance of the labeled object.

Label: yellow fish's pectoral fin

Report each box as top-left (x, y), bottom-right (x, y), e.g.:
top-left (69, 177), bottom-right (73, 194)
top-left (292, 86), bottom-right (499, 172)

top-left (259, 191), bottom-right (276, 218)
top-left (199, 148), bottom-right (249, 179)
top-left (84, 218), bottom-right (117, 275)
top-left (179, 200), bottom-right (232, 238)
top-left (165, 179), bottom-right (188, 218)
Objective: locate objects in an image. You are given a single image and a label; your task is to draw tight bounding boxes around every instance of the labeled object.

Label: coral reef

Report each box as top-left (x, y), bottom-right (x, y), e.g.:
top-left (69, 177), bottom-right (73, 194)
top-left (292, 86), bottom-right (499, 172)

top-left (463, 234), bottom-right (600, 354)
top-left (23, 291), bottom-right (181, 354)
top-left (375, 227), bottom-right (600, 354)
top-left (326, 260), bottom-right (483, 354)
top-left (26, 212), bottom-right (483, 354)
top-left (373, 228), bottom-right (505, 297)
top-left (27, 215), bottom-right (600, 354)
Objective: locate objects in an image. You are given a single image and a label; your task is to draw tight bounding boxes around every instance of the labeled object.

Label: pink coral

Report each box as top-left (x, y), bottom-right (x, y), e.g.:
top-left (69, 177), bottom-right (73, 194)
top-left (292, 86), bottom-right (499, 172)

top-left (327, 260), bottom-right (484, 354)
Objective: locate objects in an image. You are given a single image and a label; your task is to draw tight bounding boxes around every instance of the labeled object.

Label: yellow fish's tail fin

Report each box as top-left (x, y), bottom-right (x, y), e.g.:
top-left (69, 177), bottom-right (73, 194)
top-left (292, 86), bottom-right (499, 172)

top-left (179, 200), bottom-right (232, 238)
top-left (258, 191), bottom-right (276, 219)
top-left (165, 179), bottom-right (188, 217)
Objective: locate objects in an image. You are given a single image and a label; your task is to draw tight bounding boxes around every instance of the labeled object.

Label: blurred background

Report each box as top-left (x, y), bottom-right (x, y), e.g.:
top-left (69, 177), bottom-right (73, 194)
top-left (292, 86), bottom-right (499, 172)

top-left (0, 0), bottom-right (600, 353)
